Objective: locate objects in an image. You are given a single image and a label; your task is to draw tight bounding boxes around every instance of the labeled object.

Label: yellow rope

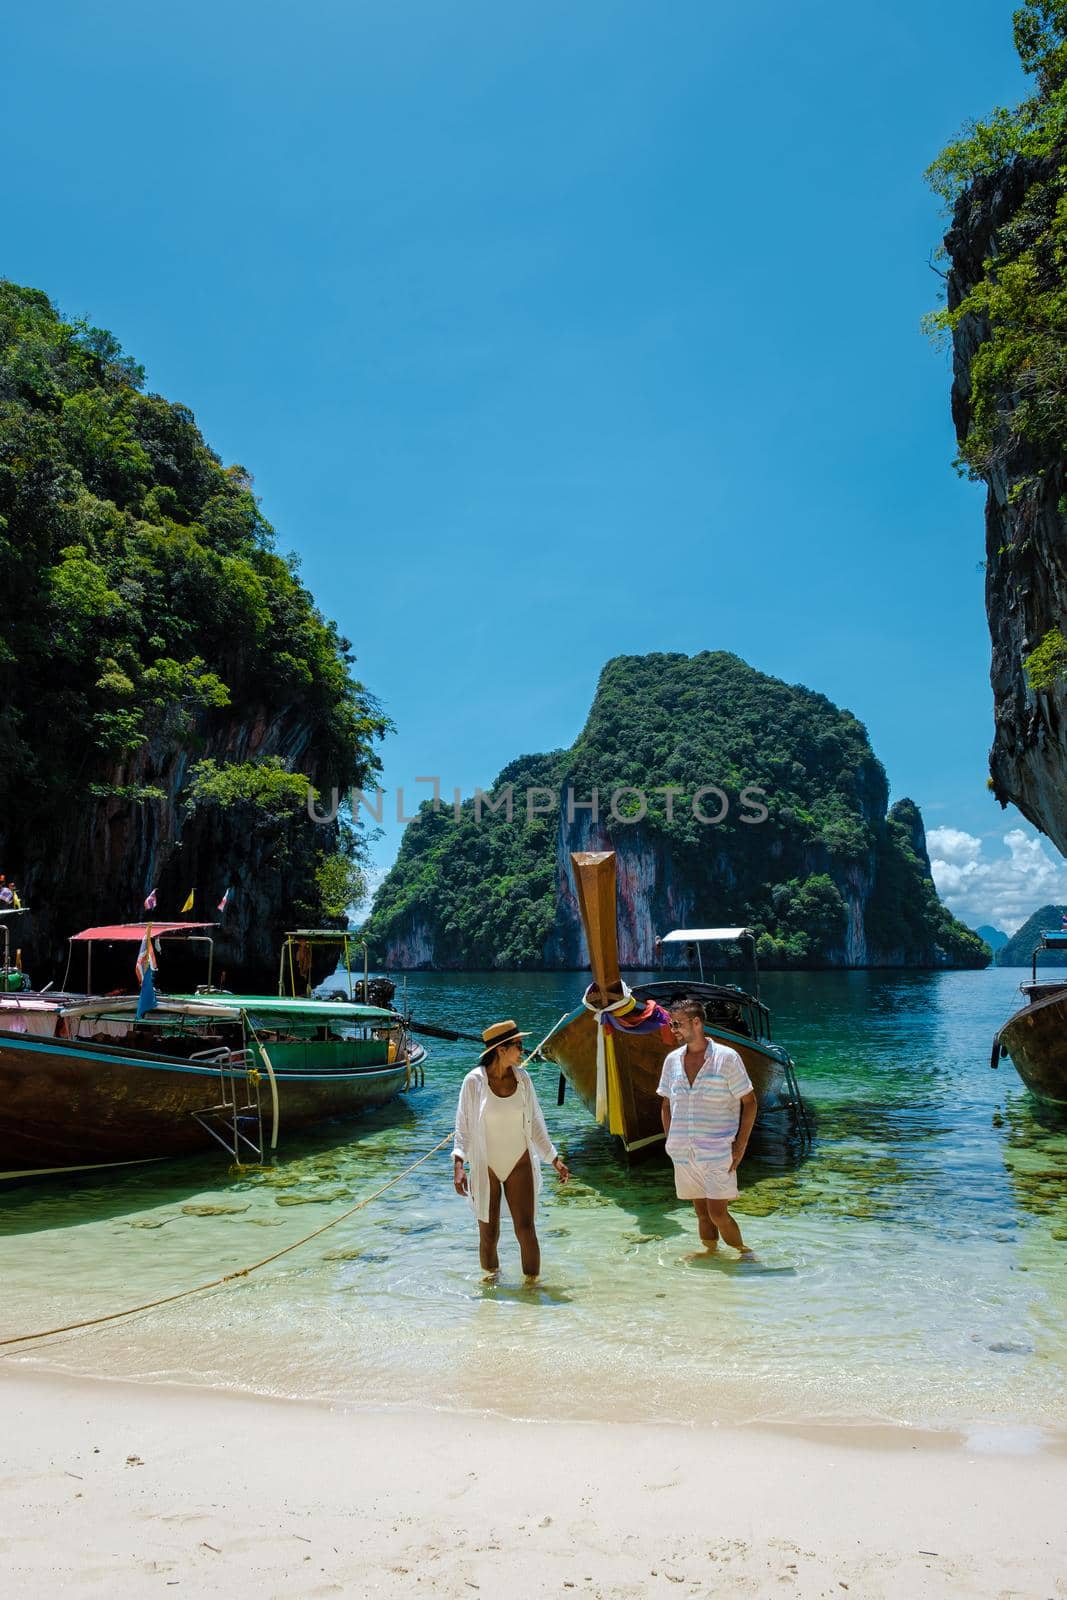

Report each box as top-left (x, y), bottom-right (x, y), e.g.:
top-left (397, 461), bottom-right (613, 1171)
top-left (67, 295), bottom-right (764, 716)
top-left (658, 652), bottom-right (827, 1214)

top-left (0, 1131), bottom-right (453, 1351)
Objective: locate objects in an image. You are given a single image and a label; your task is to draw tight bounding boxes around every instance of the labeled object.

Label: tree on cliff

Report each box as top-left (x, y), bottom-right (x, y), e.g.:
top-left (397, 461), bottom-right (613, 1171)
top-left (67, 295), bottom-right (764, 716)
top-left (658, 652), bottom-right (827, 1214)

top-left (927, 1), bottom-right (1067, 490)
top-left (363, 652), bottom-right (988, 971)
top-left (0, 282), bottom-right (388, 977)
top-left (926, 2), bottom-right (1067, 855)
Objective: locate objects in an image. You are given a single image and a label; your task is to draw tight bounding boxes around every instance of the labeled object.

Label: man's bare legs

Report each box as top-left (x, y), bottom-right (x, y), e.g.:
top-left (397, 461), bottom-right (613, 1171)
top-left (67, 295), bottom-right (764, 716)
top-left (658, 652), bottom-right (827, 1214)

top-left (692, 1199), bottom-right (720, 1248)
top-left (699, 1198), bottom-right (751, 1254)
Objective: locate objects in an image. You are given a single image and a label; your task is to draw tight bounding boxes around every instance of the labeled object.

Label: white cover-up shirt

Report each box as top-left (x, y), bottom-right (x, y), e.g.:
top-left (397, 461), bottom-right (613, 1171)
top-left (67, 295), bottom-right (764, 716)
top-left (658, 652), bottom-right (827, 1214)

top-left (453, 1065), bottom-right (558, 1224)
top-left (656, 1040), bottom-right (753, 1161)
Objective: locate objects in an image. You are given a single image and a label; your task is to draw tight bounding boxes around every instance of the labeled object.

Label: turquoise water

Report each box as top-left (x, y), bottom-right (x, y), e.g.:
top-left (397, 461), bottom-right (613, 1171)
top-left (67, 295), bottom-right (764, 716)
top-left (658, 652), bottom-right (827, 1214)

top-left (2, 967), bottom-right (1066, 1430)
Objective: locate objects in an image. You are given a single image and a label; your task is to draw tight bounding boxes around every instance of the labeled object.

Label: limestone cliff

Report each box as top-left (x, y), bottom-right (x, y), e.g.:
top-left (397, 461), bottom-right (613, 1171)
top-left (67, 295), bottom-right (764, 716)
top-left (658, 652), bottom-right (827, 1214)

top-left (943, 155), bottom-right (1067, 854)
top-left (0, 282), bottom-right (386, 987)
top-left (929, 7), bottom-right (1067, 856)
top-left (364, 653), bottom-right (987, 971)
top-left (24, 703), bottom-right (351, 990)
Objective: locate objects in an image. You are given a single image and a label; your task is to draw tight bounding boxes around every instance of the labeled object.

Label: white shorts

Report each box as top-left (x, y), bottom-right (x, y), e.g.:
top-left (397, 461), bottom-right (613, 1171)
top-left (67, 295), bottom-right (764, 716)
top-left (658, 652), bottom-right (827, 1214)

top-left (671, 1152), bottom-right (737, 1201)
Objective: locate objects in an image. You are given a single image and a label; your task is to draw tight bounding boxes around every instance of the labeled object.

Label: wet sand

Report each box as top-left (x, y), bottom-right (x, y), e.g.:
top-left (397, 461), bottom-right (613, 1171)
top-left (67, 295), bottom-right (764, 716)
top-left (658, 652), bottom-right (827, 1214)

top-left (1, 1368), bottom-right (1063, 1597)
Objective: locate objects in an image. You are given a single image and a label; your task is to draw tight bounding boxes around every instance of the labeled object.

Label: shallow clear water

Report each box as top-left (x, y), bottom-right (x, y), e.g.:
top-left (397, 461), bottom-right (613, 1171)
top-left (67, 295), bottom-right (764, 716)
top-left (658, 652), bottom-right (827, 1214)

top-left (3, 968), bottom-right (1066, 1429)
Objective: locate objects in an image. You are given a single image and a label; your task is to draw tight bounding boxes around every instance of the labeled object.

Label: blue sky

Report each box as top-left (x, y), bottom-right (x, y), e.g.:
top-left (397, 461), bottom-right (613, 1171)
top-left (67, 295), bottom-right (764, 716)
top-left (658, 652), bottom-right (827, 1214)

top-left (5, 0), bottom-right (1062, 930)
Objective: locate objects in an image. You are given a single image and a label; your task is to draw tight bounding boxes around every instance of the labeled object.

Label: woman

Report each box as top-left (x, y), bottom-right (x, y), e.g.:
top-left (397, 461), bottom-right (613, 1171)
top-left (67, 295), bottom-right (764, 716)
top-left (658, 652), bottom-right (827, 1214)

top-left (453, 1019), bottom-right (569, 1279)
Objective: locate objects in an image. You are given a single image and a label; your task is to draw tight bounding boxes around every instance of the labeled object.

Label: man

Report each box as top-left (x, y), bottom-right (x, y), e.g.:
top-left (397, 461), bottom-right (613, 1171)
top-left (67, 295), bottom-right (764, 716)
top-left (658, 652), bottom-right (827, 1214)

top-left (657, 998), bottom-right (757, 1256)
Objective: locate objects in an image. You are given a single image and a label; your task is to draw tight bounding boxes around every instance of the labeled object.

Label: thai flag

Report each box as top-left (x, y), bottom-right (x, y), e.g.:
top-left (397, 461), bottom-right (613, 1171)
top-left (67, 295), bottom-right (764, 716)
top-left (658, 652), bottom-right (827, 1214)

top-left (144, 887), bottom-right (157, 911)
top-left (1061, 910), bottom-right (1067, 930)
top-left (217, 886), bottom-right (232, 914)
top-left (135, 927), bottom-right (158, 984)
top-left (135, 924), bottom-right (159, 1018)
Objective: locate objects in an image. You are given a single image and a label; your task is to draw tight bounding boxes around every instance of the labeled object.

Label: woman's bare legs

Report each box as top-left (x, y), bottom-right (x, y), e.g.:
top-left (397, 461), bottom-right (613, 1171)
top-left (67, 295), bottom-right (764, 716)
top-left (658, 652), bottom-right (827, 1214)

top-left (478, 1169), bottom-right (503, 1272)
top-left (502, 1151), bottom-right (540, 1278)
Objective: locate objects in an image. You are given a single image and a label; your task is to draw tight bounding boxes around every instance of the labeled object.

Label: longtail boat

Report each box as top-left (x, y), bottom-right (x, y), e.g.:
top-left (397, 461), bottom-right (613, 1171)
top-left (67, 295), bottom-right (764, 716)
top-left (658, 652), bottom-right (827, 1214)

top-left (0, 991), bottom-right (415, 1181)
top-left (0, 907), bottom-right (83, 1031)
top-left (992, 927), bottom-right (1067, 1106)
top-left (538, 851), bottom-right (805, 1155)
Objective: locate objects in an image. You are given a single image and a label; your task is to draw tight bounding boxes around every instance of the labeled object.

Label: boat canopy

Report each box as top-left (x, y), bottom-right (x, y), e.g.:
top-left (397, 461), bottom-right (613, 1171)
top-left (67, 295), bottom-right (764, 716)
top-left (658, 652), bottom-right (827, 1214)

top-left (69, 922), bottom-right (217, 942)
top-left (61, 997), bottom-right (238, 1022)
top-left (173, 993), bottom-right (397, 1023)
top-left (62, 994), bottom-right (397, 1025)
top-left (660, 927), bottom-right (753, 944)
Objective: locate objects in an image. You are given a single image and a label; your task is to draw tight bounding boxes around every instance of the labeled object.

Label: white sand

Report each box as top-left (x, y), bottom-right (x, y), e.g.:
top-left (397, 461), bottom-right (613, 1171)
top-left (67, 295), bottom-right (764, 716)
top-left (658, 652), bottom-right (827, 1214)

top-left (0, 1369), bottom-right (1064, 1598)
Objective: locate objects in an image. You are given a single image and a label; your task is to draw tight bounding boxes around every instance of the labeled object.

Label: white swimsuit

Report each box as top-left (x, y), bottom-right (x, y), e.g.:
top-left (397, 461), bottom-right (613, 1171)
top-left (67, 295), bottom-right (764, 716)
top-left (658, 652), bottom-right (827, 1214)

top-left (483, 1087), bottom-right (527, 1181)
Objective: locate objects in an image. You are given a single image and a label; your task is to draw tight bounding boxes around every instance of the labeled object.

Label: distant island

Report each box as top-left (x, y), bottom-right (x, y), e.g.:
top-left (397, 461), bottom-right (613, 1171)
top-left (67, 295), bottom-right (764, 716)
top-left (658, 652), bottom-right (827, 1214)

top-left (364, 652), bottom-right (989, 971)
top-left (975, 924), bottom-right (1009, 953)
top-left (997, 905), bottom-right (1067, 967)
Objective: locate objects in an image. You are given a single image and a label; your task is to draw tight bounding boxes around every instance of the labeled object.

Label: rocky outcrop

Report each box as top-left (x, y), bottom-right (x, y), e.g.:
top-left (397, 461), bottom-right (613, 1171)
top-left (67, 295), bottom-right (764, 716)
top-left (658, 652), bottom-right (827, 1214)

top-left (365, 652), bottom-right (988, 971)
top-left (14, 702), bottom-right (344, 991)
top-left (543, 808), bottom-right (697, 968)
top-left (0, 281), bottom-right (385, 990)
top-left (944, 157), bottom-right (1067, 854)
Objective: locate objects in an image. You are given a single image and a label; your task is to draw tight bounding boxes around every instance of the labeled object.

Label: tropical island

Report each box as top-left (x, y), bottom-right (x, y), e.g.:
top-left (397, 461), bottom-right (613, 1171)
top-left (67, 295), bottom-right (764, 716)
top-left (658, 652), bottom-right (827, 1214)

top-left (363, 652), bottom-right (989, 970)
top-left (0, 281), bottom-right (387, 986)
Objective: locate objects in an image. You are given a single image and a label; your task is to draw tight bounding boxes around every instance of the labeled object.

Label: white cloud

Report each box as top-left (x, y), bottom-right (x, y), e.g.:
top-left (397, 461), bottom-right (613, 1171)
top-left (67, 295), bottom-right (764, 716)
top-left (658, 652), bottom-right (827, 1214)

top-left (925, 827), bottom-right (981, 867)
top-left (927, 826), bottom-right (1067, 933)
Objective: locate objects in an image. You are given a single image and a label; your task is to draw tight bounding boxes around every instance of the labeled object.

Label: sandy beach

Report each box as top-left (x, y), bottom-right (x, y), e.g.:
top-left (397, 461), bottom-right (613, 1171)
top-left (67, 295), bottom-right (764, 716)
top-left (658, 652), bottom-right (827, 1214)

top-left (1, 1369), bottom-right (1064, 1599)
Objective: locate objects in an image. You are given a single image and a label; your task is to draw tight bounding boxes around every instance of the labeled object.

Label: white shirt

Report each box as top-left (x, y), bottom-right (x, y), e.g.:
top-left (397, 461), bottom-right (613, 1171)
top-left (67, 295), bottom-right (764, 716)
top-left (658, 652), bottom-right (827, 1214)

top-left (453, 1065), bottom-right (558, 1224)
top-left (656, 1039), bottom-right (753, 1160)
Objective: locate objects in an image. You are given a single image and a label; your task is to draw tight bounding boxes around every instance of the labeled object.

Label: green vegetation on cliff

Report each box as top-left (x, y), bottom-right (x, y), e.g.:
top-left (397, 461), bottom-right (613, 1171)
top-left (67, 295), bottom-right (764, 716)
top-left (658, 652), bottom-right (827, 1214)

top-left (926, 2), bottom-right (1067, 850)
top-left (364, 653), bottom-right (988, 970)
top-left (926, 2), bottom-right (1067, 489)
top-left (0, 281), bottom-right (387, 943)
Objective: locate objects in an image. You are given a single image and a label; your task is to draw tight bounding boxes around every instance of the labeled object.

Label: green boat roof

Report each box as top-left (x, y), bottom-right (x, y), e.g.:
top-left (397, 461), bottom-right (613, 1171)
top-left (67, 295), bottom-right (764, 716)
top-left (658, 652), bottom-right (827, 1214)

top-left (171, 993), bottom-right (397, 1022)
top-left (63, 994), bottom-right (398, 1024)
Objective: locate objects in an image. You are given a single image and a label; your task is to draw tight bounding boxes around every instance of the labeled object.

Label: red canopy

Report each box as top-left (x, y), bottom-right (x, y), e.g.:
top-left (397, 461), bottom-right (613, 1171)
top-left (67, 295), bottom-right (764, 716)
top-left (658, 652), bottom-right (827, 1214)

top-left (70, 922), bottom-right (217, 942)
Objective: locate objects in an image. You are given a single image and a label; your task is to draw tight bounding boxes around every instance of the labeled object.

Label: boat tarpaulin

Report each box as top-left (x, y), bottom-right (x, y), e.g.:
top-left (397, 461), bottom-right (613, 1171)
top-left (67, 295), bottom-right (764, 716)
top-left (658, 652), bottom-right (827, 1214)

top-left (659, 927), bottom-right (752, 944)
top-left (69, 922), bottom-right (218, 942)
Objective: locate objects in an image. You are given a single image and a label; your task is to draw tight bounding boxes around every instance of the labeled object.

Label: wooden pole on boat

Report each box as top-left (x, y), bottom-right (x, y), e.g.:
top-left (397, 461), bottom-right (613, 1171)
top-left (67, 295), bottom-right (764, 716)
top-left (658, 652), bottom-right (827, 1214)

top-left (571, 851), bottom-right (625, 1007)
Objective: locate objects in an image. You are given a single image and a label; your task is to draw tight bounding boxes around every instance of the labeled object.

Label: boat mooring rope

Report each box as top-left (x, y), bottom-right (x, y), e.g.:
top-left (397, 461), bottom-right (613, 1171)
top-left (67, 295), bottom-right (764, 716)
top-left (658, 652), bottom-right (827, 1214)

top-left (523, 1012), bottom-right (572, 1068)
top-left (0, 1130), bottom-right (454, 1351)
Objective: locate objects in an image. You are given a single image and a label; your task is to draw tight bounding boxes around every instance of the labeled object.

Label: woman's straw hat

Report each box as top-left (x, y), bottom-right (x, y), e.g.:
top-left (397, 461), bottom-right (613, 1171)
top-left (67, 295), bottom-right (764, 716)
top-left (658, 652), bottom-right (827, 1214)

top-left (478, 1018), bottom-right (531, 1066)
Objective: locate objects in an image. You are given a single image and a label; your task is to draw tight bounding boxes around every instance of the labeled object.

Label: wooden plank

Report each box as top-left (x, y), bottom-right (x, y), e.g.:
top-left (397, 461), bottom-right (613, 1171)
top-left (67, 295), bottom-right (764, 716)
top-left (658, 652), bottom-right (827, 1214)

top-left (571, 851), bottom-right (624, 1006)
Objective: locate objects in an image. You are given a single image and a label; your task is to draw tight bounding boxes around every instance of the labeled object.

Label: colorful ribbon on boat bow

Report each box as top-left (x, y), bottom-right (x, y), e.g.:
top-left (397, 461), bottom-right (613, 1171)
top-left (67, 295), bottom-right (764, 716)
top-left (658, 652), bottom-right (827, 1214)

top-left (581, 982), bottom-right (638, 1127)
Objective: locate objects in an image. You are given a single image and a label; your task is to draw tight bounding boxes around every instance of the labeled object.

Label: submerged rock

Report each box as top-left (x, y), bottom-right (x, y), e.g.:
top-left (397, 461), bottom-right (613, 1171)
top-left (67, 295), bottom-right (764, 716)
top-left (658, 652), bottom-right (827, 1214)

top-left (275, 1189), bottom-right (351, 1206)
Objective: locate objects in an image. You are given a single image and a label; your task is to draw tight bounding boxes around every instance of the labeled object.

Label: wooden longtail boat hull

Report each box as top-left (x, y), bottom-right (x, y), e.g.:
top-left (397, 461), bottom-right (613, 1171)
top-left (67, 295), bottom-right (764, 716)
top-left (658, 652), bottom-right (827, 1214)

top-left (540, 851), bottom-right (798, 1154)
top-left (540, 1001), bottom-right (792, 1153)
top-left (997, 988), bottom-right (1067, 1107)
top-left (0, 1030), bottom-right (408, 1178)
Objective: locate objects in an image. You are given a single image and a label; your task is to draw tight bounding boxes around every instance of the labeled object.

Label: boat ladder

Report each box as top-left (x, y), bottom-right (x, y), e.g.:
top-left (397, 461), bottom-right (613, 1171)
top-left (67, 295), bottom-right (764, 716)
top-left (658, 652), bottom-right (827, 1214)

top-left (189, 1047), bottom-right (266, 1163)
top-left (781, 1053), bottom-right (813, 1143)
